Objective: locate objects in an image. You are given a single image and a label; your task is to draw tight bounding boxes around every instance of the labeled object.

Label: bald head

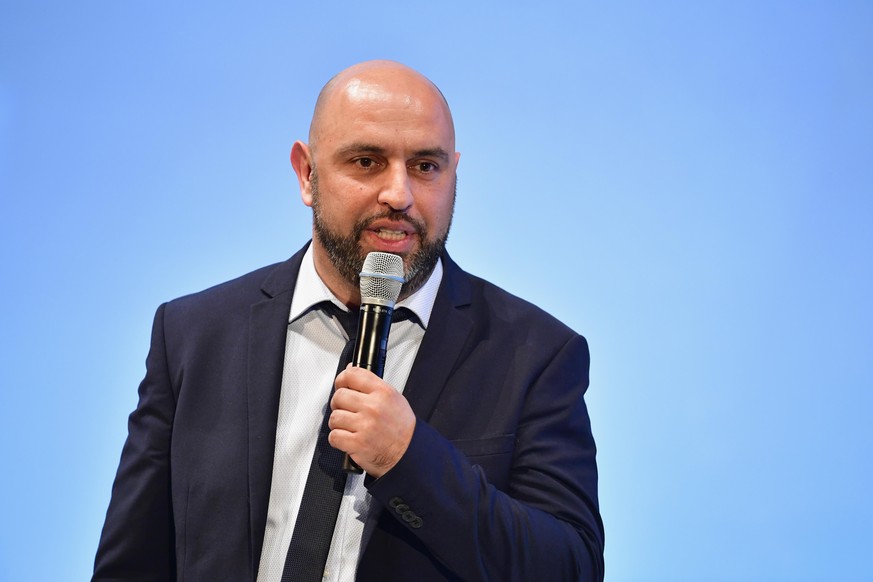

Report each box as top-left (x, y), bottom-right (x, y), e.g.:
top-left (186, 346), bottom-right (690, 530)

top-left (308, 60), bottom-right (455, 153)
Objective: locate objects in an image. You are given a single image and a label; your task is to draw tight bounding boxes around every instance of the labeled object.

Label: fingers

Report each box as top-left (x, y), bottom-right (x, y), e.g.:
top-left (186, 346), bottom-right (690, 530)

top-left (334, 365), bottom-right (382, 394)
top-left (328, 367), bottom-right (416, 477)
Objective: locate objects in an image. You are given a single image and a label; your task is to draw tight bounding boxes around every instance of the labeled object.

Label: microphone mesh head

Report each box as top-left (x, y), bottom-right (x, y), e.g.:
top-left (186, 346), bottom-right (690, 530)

top-left (359, 252), bottom-right (405, 306)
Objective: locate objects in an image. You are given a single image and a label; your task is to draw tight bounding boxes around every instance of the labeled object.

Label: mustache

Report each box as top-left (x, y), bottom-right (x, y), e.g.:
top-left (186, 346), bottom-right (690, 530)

top-left (356, 210), bottom-right (426, 237)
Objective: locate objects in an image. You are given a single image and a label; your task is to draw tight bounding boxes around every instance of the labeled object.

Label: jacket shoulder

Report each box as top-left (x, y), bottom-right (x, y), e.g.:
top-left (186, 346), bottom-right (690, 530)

top-left (160, 247), bottom-right (305, 325)
top-left (165, 262), bottom-right (280, 314)
top-left (454, 265), bottom-right (583, 347)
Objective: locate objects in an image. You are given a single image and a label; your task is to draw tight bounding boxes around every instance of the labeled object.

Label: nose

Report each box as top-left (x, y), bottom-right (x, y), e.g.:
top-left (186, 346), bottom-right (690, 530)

top-left (377, 164), bottom-right (414, 212)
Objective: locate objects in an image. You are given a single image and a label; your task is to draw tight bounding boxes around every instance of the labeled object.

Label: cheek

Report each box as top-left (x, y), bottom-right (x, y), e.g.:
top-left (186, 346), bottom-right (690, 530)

top-left (328, 176), bottom-right (373, 203)
top-left (425, 197), bottom-right (455, 234)
top-left (318, 178), bottom-right (360, 210)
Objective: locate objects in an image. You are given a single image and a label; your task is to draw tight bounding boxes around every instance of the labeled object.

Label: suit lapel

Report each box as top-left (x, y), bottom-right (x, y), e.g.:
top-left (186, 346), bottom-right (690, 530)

top-left (246, 245), bottom-right (307, 578)
top-left (402, 253), bottom-right (474, 422)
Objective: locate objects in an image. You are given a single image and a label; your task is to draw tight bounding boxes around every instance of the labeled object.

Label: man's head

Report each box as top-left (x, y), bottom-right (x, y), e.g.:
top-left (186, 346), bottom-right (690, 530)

top-left (291, 60), bottom-right (460, 305)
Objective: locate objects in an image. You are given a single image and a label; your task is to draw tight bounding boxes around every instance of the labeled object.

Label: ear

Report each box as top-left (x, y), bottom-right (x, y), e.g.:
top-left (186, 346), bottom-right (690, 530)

top-left (290, 141), bottom-right (315, 207)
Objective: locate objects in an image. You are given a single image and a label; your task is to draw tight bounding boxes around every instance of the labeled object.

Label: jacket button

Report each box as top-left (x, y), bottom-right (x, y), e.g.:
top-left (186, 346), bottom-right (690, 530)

top-left (389, 497), bottom-right (404, 509)
top-left (395, 503), bottom-right (409, 514)
top-left (401, 510), bottom-right (416, 523)
top-left (410, 516), bottom-right (424, 529)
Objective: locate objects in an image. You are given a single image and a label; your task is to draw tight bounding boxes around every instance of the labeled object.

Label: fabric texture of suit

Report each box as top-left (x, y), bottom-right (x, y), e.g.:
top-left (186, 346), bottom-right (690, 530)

top-left (93, 244), bottom-right (605, 581)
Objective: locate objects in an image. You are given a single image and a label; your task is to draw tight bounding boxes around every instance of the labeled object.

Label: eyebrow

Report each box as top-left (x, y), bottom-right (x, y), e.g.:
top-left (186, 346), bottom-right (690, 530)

top-left (334, 143), bottom-right (451, 163)
top-left (334, 143), bottom-right (386, 159)
top-left (412, 147), bottom-right (451, 163)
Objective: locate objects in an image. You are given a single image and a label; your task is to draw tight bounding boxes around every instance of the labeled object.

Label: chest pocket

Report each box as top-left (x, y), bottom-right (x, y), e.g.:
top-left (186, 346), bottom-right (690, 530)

top-left (451, 434), bottom-right (516, 490)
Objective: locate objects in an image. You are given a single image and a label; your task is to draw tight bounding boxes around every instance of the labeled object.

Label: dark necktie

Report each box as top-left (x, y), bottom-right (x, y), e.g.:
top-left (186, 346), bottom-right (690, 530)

top-left (281, 302), bottom-right (358, 582)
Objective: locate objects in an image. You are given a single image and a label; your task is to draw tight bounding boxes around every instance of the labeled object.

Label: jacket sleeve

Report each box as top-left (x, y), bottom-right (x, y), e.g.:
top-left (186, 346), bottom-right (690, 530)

top-left (93, 303), bottom-right (177, 581)
top-left (365, 333), bottom-right (604, 581)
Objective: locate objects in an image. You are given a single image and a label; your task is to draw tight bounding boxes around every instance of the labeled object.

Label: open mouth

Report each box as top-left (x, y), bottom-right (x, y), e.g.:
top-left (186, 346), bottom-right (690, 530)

top-left (374, 228), bottom-right (408, 241)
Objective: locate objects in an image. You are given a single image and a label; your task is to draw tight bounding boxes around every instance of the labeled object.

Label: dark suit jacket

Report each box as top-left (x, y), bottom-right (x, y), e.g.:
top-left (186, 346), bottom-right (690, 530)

top-left (93, 245), bottom-right (605, 581)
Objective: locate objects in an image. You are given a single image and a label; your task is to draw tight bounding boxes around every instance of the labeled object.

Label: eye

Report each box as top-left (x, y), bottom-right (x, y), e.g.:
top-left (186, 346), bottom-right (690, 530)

top-left (415, 161), bottom-right (438, 173)
top-left (355, 157), bottom-right (375, 168)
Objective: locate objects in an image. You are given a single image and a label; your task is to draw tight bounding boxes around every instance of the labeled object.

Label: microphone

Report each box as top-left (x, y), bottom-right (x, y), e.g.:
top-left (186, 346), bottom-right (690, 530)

top-left (343, 251), bottom-right (405, 473)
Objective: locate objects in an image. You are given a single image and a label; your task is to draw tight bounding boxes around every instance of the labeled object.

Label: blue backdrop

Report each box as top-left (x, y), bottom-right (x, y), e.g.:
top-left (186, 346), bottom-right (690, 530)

top-left (1, 2), bottom-right (871, 580)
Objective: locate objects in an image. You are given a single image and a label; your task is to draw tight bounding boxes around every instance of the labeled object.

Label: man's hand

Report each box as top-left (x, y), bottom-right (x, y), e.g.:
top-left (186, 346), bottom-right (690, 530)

top-left (328, 365), bottom-right (416, 478)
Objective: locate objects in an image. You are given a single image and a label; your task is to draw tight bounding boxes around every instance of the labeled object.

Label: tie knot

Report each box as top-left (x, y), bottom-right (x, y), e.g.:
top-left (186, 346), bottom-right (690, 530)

top-left (392, 306), bottom-right (418, 326)
top-left (319, 301), bottom-right (358, 340)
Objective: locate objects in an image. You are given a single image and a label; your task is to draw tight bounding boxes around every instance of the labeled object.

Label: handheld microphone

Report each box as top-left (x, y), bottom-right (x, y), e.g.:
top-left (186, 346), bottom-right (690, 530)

top-left (343, 251), bottom-right (405, 473)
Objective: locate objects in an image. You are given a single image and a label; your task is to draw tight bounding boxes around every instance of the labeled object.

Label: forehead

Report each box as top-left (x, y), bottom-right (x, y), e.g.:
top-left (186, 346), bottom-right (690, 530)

top-left (314, 75), bottom-right (455, 155)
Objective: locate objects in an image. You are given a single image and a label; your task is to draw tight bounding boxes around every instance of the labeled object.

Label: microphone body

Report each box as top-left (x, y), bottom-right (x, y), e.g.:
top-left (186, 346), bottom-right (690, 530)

top-left (352, 304), bottom-right (393, 377)
top-left (343, 252), bottom-right (405, 473)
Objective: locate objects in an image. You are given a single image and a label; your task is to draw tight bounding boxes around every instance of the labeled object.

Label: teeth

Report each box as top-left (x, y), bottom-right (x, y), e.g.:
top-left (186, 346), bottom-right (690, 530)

top-left (376, 229), bottom-right (406, 241)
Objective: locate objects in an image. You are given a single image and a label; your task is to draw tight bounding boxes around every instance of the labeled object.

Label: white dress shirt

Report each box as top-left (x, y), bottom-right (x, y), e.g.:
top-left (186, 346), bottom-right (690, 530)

top-left (256, 246), bottom-right (442, 582)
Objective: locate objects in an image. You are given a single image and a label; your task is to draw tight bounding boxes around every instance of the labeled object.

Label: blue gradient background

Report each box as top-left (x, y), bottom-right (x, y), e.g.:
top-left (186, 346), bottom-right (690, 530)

top-left (1, 2), bottom-right (871, 581)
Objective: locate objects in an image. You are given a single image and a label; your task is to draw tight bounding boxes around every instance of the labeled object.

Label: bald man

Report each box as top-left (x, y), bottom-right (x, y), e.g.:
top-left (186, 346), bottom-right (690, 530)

top-left (93, 61), bottom-right (604, 582)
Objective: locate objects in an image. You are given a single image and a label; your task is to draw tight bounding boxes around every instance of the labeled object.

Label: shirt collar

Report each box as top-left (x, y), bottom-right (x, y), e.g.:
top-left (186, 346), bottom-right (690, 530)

top-left (289, 244), bottom-right (442, 329)
top-left (396, 258), bottom-right (442, 329)
top-left (288, 245), bottom-right (343, 323)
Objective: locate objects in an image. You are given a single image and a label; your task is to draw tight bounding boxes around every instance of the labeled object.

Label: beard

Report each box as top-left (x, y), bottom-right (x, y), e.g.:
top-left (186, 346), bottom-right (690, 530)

top-left (310, 171), bottom-right (455, 299)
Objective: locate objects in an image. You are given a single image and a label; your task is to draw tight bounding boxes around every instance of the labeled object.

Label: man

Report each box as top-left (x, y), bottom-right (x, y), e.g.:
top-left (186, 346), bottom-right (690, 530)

top-left (94, 60), bottom-right (605, 581)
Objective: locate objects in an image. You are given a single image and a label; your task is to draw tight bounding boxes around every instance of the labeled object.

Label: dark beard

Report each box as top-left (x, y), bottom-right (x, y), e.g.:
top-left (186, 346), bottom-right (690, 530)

top-left (310, 172), bottom-right (454, 299)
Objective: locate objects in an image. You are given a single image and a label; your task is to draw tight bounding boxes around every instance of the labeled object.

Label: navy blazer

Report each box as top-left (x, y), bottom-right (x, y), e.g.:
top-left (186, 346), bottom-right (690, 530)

top-left (94, 245), bottom-right (604, 581)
